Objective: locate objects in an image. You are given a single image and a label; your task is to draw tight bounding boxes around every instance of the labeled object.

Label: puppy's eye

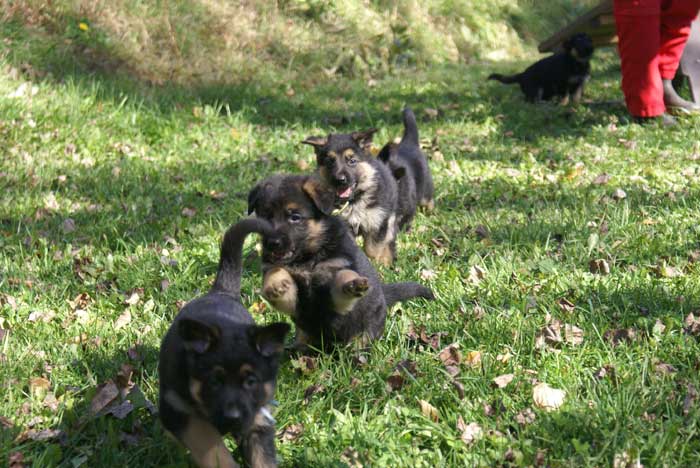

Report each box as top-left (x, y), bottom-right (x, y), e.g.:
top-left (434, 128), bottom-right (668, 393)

top-left (243, 374), bottom-right (258, 390)
top-left (288, 213), bottom-right (303, 224)
top-left (348, 158), bottom-right (358, 166)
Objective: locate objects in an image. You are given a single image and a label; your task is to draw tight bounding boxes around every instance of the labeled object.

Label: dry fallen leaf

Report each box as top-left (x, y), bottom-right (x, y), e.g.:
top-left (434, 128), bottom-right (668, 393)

top-left (452, 380), bottom-right (465, 399)
top-left (438, 343), bottom-right (462, 367)
top-left (386, 373), bottom-right (405, 392)
top-left (420, 269), bottom-right (437, 281)
top-left (683, 383), bottom-right (697, 416)
top-left (474, 225), bottom-right (490, 240)
top-left (533, 382), bottom-right (566, 411)
top-left (424, 108), bottom-right (439, 119)
top-left (592, 173), bottom-right (611, 185)
top-left (457, 416), bottom-right (483, 445)
top-left (419, 399), bottom-right (439, 422)
top-left (62, 218), bottom-right (76, 233)
top-left (124, 291), bottom-right (140, 306)
top-left (115, 309), bottom-right (132, 329)
top-left (685, 312), bottom-right (700, 336)
top-left (493, 373), bottom-right (514, 389)
top-left (278, 423), bottom-right (304, 442)
top-left (465, 350), bottom-right (482, 368)
top-left (654, 362), bottom-right (677, 376)
top-left (291, 356), bottom-right (317, 374)
top-left (611, 188), bottom-right (627, 200)
top-left (656, 264), bottom-right (683, 278)
top-left (589, 259), bottom-right (610, 275)
top-left (556, 298), bottom-right (575, 313)
top-left (181, 207), bottom-right (196, 218)
top-left (515, 407), bottom-right (536, 426)
top-left (29, 377), bottom-right (51, 397)
top-left (296, 159), bottom-right (310, 171)
top-left (90, 380), bottom-right (120, 415)
top-left (303, 384), bottom-right (325, 403)
top-left (604, 328), bottom-right (637, 346)
top-left (468, 265), bottom-right (486, 284)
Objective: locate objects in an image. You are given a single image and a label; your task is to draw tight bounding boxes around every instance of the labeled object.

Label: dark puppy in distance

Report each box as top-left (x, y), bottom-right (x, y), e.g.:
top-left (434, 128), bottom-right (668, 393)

top-left (301, 128), bottom-right (400, 266)
top-left (247, 174), bottom-right (434, 350)
top-left (159, 218), bottom-right (290, 468)
top-left (377, 107), bottom-right (435, 230)
top-left (488, 33), bottom-right (594, 104)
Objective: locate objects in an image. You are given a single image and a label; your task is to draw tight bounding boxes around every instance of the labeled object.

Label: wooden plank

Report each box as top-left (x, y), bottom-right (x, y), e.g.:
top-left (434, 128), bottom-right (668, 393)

top-left (538, 0), bottom-right (614, 53)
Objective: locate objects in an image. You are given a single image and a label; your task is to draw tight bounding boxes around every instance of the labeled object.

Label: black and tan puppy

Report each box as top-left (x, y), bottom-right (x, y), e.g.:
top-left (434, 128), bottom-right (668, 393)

top-left (159, 218), bottom-right (290, 468)
top-left (301, 129), bottom-right (400, 266)
top-left (488, 33), bottom-right (594, 103)
top-left (247, 174), bottom-right (434, 350)
top-left (377, 107), bottom-right (435, 230)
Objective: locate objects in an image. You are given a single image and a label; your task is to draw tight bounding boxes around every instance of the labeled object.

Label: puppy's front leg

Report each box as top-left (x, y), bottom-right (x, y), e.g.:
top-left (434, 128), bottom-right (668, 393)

top-left (179, 417), bottom-right (239, 468)
top-left (571, 83), bottom-right (585, 103)
top-left (241, 411), bottom-right (277, 468)
top-left (331, 269), bottom-right (370, 314)
top-left (262, 267), bottom-right (297, 316)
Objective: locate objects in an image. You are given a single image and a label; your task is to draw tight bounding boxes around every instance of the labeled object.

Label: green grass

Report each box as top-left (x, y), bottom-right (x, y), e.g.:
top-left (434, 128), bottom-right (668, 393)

top-left (3, 16), bottom-right (700, 468)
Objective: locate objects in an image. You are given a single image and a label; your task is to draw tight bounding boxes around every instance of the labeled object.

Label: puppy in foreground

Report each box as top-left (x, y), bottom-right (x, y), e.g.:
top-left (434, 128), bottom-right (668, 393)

top-left (248, 174), bottom-right (434, 350)
top-left (488, 33), bottom-right (594, 104)
top-left (301, 127), bottom-right (400, 266)
top-left (377, 107), bottom-right (435, 229)
top-left (159, 218), bottom-right (290, 468)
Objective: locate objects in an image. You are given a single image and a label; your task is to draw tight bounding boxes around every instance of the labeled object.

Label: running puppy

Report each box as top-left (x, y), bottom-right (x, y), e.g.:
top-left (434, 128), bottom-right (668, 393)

top-left (488, 33), bottom-right (594, 103)
top-left (377, 107), bottom-right (435, 230)
top-left (159, 218), bottom-right (290, 468)
top-left (247, 174), bottom-right (434, 350)
top-left (301, 128), bottom-right (400, 266)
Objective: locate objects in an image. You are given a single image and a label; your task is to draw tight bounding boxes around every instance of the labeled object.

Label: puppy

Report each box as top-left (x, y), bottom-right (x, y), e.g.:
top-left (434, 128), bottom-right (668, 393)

top-left (247, 174), bottom-right (434, 350)
top-left (301, 129), bottom-right (400, 266)
top-left (377, 107), bottom-right (435, 230)
top-left (159, 218), bottom-right (290, 468)
top-left (488, 33), bottom-right (594, 103)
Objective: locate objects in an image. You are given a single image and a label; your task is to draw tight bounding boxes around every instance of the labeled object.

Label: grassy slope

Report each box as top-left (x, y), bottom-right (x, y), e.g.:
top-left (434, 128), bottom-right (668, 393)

top-left (2, 4), bottom-right (700, 468)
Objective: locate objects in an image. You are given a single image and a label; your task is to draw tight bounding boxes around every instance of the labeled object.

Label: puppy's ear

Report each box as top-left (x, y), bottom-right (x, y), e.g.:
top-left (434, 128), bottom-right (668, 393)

top-left (377, 143), bottom-right (396, 164)
top-left (247, 183), bottom-right (261, 215)
top-left (178, 318), bottom-right (220, 354)
top-left (351, 129), bottom-right (377, 151)
top-left (302, 177), bottom-right (335, 215)
top-left (563, 36), bottom-right (575, 52)
top-left (250, 322), bottom-right (290, 357)
top-left (301, 136), bottom-right (328, 149)
top-left (392, 166), bottom-right (406, 180)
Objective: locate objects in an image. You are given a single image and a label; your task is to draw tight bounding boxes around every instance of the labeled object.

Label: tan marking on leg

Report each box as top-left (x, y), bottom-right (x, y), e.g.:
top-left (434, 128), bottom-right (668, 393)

top-left (352, 332), bottom-right (373, 350)
top-left (560, 94), bottom-right (570, 106)
top-left (180, 417), bottom-right (239, 468)
top-left (364, 240), bottom-right (393, 266)
top-left (420, 198), bottom-right (434, 212)
top-left (189, 379), bottom-right (204, 406)
top-left (262, 268), bottom-right (297, 316)
top-left (331, 269), bottom-right (369, 314)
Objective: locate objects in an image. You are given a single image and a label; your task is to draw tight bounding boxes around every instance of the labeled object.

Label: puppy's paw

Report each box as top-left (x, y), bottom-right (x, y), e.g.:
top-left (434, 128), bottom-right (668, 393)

top-left (342, 277), bottom-right (370, 298)
top-left (263, 279), bottom-right (292, 300)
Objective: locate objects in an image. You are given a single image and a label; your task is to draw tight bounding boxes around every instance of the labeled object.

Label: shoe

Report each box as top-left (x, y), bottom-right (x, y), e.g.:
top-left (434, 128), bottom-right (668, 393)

top-left (663, 79), bottom-right (700, 114)
top-left (633, 113), bottom-right (678, 127)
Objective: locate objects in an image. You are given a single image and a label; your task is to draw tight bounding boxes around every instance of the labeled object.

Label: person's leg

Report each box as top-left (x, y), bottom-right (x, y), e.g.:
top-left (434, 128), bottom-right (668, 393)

top-left (614, 0), bottom-right (666, 118)
top-left (658, 0), bottom-right (700, 111)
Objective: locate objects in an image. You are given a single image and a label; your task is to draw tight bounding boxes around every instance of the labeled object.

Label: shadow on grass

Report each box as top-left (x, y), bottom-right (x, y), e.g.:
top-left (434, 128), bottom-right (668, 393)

top-left (0, 15), bottom-right (622, 141)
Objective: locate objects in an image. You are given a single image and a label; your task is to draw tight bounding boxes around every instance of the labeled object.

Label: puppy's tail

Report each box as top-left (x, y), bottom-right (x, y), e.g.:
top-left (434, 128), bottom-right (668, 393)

top-left (212, 217), bottom-right (275, 296)
top-left (488, 73), bottom-right (521, 84)
top-left (400, 107), bottom-right (420, 147)
top-left (383, 282), bottom-right (434, 308)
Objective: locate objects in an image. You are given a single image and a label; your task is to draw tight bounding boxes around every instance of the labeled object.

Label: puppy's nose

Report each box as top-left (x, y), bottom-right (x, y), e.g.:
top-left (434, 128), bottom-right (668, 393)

top-left (266, 237), bottom-right (284, 251)
top-left (336, 174), bottom-right (347, 185)
top-left (225, 406), bottom-right (242, 421)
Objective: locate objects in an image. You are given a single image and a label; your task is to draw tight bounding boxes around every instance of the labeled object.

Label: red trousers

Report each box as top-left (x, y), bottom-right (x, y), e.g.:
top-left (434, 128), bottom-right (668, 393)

top-left (614, 0), bottom-right (700, 116)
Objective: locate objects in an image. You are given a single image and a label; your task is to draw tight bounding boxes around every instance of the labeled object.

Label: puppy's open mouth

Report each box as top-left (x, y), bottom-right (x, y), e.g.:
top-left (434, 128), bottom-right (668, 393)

top-left (265, 250), bottom-right (294, 263)
top-left (336, 183), bottom-right (356, 200)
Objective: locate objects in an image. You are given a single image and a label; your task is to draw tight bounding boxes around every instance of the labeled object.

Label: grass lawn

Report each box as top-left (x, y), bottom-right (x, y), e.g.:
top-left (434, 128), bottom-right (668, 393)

top-left (2, 20), bottom-right (700, 468)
